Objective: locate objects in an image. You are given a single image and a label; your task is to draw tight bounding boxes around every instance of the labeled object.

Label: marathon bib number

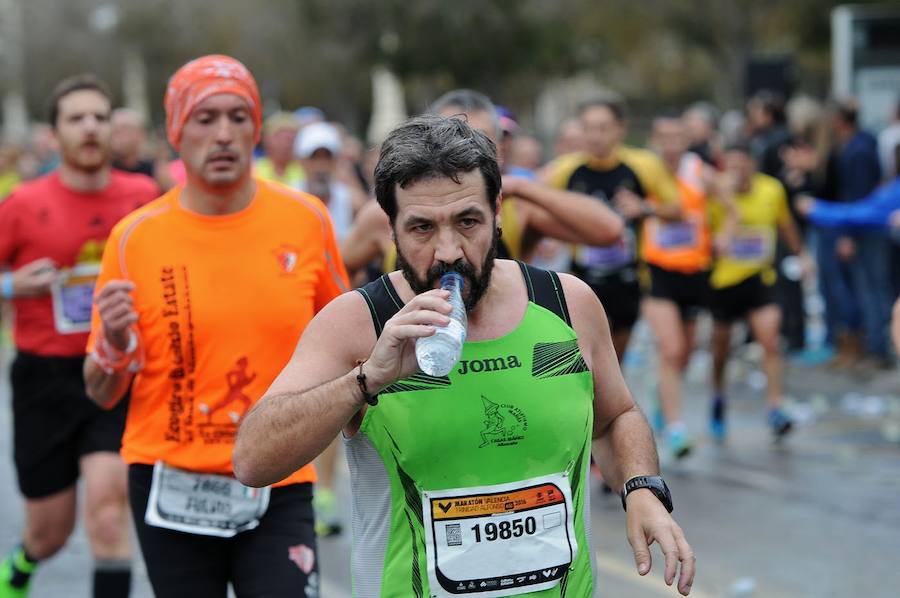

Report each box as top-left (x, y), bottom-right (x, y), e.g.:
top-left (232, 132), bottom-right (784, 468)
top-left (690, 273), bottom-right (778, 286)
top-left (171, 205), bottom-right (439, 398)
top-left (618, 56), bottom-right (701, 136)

top-left (145, 462), bottom-right (270, 538)
top-left (422, 472), bottom-right (577, 597)
top-left (655, 221), bottom-right (698, 250)
top-left (50, 263), bottom-right (100, 334)
top-left (729, 227), bottom-right (774, 262)
top-left (576, 229), bottom-right (635, 272)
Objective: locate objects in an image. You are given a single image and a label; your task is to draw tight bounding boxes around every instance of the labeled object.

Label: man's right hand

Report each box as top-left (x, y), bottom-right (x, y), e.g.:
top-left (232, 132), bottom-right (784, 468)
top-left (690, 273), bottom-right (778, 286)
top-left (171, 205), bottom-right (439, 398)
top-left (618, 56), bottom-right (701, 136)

top-left (794, 194), bottom-right (816, 218)
top-left (363, 289), bottom-right (452, 392)
top-left (11, 258), bottom-right (58, 298)
top-left (835, 236), bottom-right (856, 262)
top-left (94, 280), bottom-right (138, 352)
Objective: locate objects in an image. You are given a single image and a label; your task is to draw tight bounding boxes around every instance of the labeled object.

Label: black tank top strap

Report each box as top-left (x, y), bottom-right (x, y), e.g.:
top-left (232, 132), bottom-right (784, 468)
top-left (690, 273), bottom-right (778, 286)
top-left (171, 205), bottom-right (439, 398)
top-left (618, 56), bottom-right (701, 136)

top-left (355, 274), bottom-right (405, 338)
top-left (359, 264), bottom-right (573, 337)
top-left (516, 261), bottom-right (572, 327)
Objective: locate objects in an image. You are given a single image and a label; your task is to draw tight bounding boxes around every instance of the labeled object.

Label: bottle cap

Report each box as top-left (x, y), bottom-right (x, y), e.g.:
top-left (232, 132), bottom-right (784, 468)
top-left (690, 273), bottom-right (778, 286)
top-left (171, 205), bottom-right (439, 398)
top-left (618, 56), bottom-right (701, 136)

top-left (440, 271), bottom-right (464, 290)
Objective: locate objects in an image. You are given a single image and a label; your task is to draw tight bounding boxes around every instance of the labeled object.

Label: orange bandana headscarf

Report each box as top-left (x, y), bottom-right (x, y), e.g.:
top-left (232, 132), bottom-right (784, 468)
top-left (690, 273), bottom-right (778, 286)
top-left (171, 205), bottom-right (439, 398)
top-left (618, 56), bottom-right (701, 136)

top-left (164, 54), bottom-right (262, 151)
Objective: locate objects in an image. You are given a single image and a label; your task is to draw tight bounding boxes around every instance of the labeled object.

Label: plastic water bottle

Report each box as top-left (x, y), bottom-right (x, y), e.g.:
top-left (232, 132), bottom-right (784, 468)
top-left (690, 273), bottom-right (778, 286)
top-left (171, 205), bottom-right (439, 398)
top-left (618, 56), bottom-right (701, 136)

top-left (416, 272), bottom-right (467, 376)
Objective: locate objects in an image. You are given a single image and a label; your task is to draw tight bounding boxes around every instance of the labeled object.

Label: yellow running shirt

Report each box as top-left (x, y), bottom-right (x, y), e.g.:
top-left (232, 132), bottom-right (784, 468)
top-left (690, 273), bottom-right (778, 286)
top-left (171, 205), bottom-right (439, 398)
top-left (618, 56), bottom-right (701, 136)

top-left (709, 173), bottom-right (790, 289)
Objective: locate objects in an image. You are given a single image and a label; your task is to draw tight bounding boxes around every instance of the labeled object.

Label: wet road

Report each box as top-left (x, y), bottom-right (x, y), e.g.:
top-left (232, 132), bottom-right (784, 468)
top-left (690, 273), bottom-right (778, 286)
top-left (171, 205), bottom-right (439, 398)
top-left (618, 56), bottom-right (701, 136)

top-left (2, 318), bottom-right (899, 597)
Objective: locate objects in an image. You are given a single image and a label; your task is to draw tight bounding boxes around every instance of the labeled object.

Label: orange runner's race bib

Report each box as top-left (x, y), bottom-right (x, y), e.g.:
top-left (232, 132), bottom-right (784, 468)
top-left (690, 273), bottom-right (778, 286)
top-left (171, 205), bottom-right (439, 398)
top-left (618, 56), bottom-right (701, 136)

top-left (145, 461), bottom-right (270, 538)
top-left (655, 221), bottom-right (698, 250)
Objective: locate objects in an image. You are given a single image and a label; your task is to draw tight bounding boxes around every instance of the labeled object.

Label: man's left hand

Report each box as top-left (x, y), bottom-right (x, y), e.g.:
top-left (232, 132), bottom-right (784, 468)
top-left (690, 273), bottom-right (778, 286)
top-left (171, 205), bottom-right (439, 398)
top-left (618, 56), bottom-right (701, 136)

top-left (625, 489), bottom-right (695, 595)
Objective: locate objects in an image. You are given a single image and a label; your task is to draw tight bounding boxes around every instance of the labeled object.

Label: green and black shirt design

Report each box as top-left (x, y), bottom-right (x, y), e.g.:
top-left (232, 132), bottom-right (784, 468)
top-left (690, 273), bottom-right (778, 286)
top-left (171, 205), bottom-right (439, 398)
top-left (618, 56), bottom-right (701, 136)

top-left (347, 262), bottom-right (597, 597)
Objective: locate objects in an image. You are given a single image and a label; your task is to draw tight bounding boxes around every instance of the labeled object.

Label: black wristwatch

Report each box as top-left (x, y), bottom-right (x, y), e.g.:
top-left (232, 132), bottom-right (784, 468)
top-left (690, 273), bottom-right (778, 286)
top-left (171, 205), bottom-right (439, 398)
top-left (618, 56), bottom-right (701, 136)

top-left (621, 475), bottom-right (673, 513)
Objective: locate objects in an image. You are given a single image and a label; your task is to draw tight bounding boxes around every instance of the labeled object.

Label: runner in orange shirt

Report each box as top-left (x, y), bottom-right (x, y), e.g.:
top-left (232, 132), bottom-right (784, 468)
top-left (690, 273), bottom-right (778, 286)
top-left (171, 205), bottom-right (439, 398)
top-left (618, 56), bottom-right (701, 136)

top-left (639, 114), bottom-right (715, 460)
top-left (83, 55), bottom-right (348, 597)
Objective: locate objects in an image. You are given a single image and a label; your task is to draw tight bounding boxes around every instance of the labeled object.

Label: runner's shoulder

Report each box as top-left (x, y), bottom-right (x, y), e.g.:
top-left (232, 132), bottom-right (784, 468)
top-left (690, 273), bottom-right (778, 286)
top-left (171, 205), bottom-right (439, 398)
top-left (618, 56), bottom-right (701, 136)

top-left (255, 177), bottom-right (333, 222)
top-left (751, 173), bottom-right (786, 197)
top-left (300, 285), bottom-right (374, 350)
top-left (2, 171), bottom-right (57, 205)
top-left (554, 272), bottom-right (606, 350)
top-left (555, 272), bottom-right (600, 312)
top-left (543, 151), bottom-right (591, 187)
top-left (107, 193), bottom-right (175, 243)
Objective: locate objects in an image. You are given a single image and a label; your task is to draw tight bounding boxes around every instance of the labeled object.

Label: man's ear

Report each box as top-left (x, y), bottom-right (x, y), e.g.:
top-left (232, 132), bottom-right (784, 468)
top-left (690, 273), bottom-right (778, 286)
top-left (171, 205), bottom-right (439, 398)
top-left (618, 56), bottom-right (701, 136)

top-left (494, 194), bottom-right (502, 225)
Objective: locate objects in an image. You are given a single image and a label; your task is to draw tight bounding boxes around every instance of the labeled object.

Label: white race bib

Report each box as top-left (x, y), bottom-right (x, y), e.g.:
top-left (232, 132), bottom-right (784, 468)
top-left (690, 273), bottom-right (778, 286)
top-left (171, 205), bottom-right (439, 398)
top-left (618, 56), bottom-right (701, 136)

top-left (655, 221), bottom-right (698, 250)
top-left (50, 263), bottom-right (100, 334)
top-left (422, 472), bottom-right (577, 597)
top-left (145, 462), bottom-right (270, 538)
top-left (729, 227), bottom-right (774, 263)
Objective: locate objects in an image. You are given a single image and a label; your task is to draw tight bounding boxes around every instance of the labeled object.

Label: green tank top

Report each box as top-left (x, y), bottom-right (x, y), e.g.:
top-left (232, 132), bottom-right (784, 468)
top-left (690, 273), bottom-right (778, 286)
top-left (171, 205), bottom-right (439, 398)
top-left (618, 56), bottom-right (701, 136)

top-left (348, 262), bottom-right (596, 597)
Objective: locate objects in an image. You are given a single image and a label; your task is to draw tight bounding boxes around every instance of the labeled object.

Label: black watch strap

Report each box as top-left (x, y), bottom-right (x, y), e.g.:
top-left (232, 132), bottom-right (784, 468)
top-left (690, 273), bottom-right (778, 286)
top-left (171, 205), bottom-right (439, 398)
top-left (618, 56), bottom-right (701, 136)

top-left (620, 475), bottom-right (673, 513)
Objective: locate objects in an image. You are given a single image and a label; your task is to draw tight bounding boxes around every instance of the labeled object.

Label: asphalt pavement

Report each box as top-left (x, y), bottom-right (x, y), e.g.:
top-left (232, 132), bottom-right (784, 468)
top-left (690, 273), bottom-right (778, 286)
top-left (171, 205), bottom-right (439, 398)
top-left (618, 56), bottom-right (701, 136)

top-left (2, 317), bottom-right (899, 597)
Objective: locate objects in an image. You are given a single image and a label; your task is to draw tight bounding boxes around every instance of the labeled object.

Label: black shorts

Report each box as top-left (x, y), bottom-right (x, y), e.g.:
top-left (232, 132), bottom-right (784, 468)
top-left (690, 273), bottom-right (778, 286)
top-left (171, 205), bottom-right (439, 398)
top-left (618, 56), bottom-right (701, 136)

top-left (581, 274), bottom-right (642, 334)
top-left (647, 265), bottom-right (709, 321)
top-left (709, 274), bottom-right (776, 323)
top-left (129, 464), bottom-right (319, 597)
top-left (11, 351), bottom-right (128, 499)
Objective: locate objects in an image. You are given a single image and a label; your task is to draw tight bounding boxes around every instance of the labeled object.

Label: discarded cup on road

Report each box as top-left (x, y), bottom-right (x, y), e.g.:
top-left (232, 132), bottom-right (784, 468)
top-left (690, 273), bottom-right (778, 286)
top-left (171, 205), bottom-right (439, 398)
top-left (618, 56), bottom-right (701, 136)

top-left (728, 576), bottom-right (757, 597)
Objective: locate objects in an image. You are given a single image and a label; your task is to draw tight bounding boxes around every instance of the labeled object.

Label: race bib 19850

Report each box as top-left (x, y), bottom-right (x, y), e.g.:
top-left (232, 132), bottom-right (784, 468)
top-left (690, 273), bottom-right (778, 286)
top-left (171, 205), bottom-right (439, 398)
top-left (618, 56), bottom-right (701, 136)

top-left (422, 472), bottom-right (577, 597)
top-left (145, 462), bottom-right (270, 538)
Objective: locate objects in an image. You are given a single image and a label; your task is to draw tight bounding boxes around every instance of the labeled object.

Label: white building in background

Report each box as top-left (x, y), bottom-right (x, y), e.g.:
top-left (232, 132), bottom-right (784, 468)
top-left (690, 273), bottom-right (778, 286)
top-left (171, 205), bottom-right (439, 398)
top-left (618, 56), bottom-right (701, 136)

top-left (367, 65), bottom-right (407, 146)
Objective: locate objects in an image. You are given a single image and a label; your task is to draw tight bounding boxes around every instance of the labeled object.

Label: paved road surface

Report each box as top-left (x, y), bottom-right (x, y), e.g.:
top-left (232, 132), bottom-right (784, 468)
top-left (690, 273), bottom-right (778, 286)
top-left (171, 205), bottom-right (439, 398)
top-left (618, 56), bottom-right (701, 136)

top-left (2, 319), bottom-right (899, 597)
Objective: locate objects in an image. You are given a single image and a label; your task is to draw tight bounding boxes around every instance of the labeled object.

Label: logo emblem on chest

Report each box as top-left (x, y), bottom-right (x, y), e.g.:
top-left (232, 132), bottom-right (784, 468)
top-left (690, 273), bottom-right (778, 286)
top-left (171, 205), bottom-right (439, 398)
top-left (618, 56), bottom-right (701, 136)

top-left (457, 355), bottom-right (522, 375)
top-left (479, 395), bottom-right (528, 448)
top-left (272, 244), bottom-right (300, 275)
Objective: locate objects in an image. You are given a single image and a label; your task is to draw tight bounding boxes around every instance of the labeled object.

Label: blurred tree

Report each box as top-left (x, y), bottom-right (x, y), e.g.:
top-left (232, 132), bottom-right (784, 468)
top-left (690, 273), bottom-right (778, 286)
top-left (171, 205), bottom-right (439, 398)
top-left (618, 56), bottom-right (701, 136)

top-left (3, 0), bottom-right (883, 142)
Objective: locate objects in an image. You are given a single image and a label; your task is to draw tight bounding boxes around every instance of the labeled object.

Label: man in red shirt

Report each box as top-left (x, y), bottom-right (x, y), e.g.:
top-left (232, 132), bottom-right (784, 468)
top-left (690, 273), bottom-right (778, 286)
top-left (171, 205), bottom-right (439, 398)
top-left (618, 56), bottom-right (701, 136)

top-left (0, 75), bottom-right (158, 598)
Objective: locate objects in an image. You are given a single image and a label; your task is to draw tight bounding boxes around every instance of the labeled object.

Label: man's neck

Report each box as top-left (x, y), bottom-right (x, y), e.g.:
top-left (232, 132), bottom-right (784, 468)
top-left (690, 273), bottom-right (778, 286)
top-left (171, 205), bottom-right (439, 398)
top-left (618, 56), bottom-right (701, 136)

top-left (664, 155), bottom-right (680, 174)
top-left (587, 147), bottom-right (619, 169)
top-left (180, 176), bottom-right (257, 216)
top-left (58, 161), bottom-right (111, 193)
top-left (836, 126), bottom-right (857, 146)
top-left (269, 156), bottom-right (291, 176)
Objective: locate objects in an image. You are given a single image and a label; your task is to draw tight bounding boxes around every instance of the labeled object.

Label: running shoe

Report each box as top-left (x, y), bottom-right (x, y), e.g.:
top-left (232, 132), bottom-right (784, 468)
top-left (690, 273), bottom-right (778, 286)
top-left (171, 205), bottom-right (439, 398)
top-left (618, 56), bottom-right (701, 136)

top-left (666, 424), bottom-right (693, 460)
top-left (710, 395), bottom-right (726, 442)
top-left (768, 408), bottom-right (794, 439)
top-left (0, 548), bottom-right (34, 598)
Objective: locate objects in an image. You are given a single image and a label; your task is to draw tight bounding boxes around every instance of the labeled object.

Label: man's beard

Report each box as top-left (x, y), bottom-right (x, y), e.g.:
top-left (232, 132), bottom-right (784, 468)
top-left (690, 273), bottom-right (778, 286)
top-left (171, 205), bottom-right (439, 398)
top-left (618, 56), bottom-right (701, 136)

top-left (63, 143), bottom-right (109, 173)
top-left (396, 226), bottom-right (500, 311)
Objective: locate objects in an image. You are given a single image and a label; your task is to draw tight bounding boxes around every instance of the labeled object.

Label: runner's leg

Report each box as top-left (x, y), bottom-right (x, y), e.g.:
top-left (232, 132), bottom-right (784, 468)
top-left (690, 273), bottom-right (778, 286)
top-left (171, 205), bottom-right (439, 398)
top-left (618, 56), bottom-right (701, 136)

top-left (81, 453), bottom-right (131, 598)
top-left (231, 484), bottom-right (318, 597)
top-left (128, 464), bottom-right (229, 597)
top-left (747, 304), bottom-right (793, 437)
top-left (313, 438), bottom-right (343, 537)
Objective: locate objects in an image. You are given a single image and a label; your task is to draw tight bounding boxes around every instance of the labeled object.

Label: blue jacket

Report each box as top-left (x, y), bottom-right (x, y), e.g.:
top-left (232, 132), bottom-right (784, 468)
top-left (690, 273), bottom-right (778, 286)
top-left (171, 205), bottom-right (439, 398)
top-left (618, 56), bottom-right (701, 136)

top-left (809, 177), bottom-right (900, 230)
top-left (835, 130), bottom-right (881, 202)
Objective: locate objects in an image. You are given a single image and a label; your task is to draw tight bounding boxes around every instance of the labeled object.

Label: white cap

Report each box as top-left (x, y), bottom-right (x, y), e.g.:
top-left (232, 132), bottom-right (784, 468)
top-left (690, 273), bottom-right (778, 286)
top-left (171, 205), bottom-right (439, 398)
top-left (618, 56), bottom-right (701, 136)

top-left (294, 122), bottom-right (342, 158)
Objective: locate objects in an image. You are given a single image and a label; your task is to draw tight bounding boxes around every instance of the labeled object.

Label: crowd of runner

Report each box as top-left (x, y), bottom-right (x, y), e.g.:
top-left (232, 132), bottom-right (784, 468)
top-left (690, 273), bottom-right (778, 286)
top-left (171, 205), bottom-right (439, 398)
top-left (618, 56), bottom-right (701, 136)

top-left (0, 54), bottom-right (898, 597)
